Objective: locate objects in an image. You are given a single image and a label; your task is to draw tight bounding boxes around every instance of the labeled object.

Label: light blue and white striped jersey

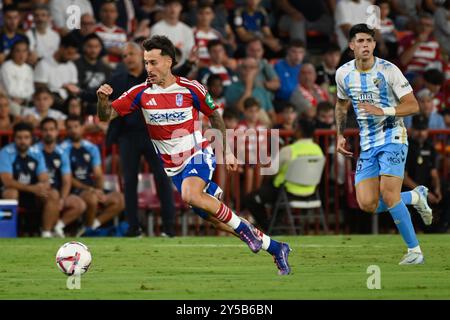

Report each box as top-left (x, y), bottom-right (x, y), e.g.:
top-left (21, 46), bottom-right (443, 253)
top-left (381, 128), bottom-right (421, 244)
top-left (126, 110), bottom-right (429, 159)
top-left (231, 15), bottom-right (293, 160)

top-left (336, 57), bottom-right (413, 151)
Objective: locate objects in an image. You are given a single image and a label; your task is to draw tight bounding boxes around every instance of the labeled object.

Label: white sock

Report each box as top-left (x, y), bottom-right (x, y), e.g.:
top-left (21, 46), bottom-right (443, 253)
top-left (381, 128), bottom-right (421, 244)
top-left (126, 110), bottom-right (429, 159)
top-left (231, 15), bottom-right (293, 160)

top-left (55, 220), bottom-right (65, 229)
top-left (408, 245), bottom-right (422, 254)
top-left (411, 191), bottom-right (420, 205)
top-left (91, 219), bottom-right (101, 230)
top-left (41, 231), bottom-right (52, 238)
top-left (261, 234), bottom-right (271, 251)
top-left (227, 213), bottom-right (241, 229)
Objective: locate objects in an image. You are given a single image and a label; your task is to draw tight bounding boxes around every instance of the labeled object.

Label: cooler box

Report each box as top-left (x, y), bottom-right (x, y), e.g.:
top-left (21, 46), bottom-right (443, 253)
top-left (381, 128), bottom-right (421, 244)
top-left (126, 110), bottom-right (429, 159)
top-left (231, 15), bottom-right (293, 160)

top-left (0, 200), bottom-right (18, 237)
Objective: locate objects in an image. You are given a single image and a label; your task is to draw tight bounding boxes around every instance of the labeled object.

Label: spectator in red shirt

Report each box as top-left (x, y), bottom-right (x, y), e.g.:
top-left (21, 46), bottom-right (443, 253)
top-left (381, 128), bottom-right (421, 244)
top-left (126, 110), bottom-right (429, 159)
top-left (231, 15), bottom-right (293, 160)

top-left (399, 13), bottom-right (443, 81)
top-left (95, 0), bottom-right (128, 68)
top-left (289, 63), bottom-right (330, 118)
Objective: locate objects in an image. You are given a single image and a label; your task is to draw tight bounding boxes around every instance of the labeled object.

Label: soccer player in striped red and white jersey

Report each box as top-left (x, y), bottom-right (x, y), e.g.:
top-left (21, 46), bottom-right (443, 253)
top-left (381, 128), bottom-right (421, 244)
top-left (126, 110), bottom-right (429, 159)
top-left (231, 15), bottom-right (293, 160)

top-left (97, 35), bottom-right (291, 275)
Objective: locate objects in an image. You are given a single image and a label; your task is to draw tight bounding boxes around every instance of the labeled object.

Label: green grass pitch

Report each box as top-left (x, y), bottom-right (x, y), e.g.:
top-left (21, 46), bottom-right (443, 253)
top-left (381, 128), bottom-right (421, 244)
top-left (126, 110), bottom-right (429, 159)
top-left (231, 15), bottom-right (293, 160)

top-left (0, 235), bottom-right (449, 299)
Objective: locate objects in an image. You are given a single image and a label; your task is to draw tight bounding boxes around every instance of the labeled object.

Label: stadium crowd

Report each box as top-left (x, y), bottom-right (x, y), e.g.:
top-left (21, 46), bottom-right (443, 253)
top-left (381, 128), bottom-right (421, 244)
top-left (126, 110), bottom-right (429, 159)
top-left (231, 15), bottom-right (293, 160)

top-left (0, 0), bottom-right (449, 237)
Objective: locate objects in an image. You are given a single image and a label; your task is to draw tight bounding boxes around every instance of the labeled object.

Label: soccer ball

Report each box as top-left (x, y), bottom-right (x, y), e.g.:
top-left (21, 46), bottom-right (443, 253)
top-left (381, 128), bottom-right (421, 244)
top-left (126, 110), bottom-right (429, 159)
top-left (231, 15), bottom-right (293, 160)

top-left (56, 241), bottom-right (92, 276)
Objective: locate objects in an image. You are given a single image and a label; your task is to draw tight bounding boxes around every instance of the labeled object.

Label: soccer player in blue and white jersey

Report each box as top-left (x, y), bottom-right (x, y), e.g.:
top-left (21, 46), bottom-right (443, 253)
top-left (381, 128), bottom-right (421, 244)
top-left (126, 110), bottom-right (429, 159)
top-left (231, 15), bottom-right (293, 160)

top-left (60, 115), bottom-right (124, 236)
top-left (35, 118), bottom-right (86, 238)
top-left (335, 24), bottom-right (433, 265)
top-left (0, 122), bottom-right (60, 237)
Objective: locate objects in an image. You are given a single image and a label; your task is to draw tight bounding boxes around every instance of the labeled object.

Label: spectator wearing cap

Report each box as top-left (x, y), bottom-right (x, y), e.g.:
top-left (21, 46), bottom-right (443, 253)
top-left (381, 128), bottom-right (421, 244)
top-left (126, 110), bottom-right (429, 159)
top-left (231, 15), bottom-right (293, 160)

top-left (399, 13), bottom-right (443, 81)
top-left (231, 0), bottom-right (282, 58)
top-left (0, 4), bottom-right (28, 64)
top-left (25, 4), bottom-right (60, 66)
top-left (150, 0), bottom-right (195, 67)
top-left (277, 0), bottom-right (334, 44)
top-left (404, 114), bottom-right (450, 232)
top-left (49, 0), bottom-right (94, 35)
top-left (289, 63), bottom-right (330, 117)
top-left (274, 39), bottom-right (305, 104)
top-left (404, 88), bottom-right (446, 129)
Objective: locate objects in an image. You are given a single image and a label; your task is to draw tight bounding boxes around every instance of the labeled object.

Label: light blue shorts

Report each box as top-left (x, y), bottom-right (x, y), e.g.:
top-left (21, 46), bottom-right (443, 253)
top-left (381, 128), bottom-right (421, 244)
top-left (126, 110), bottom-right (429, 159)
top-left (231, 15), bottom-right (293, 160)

top-left (355, 143), bottom-right (408, 185)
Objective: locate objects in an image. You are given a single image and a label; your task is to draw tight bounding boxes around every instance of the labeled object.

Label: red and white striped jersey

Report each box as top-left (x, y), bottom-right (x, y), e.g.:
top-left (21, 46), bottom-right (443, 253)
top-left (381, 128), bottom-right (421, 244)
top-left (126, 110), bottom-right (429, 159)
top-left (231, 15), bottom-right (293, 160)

top-left (95, 23), bottom-right (128, 63)
top-left (193, 27), bottom-right (222, 65)
top-left (111, 77), bottom-right (218, 176)
top-left (398, 34), bottom-right (442, 74)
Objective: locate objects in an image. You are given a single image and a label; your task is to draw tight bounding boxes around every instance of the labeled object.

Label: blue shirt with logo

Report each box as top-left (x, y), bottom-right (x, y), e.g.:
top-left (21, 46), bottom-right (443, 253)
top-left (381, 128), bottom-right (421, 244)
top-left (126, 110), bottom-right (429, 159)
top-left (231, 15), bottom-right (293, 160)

top-left (34, 142), bottom-right (71, 190)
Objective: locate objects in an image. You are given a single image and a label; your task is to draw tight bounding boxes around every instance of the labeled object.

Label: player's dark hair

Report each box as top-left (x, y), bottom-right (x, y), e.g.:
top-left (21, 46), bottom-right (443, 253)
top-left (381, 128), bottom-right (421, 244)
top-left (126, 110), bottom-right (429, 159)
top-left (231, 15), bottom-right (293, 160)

top-left (297, 118), bottom-right (315, 138)
top-left (82, 33), bottom-right (104, 47)
top-left (349, 23), bottom-right (375, 40)
top-left (65, 114), bottom-right (84, 126)
top-left (13, 122), bottom-right (33, 136)
top-left (40, 117), bottom-right (58, 130)
top-left (423, 69), bottom-right (445, 85)
top-left (60, 34), bottom-right (79, 49)
top-left (324, 43), bottom-right (341, 55)
top-left (6, 38), bottom-right (30, 61)
top-left (207, 39), bottom-right (224, 52)
top-left (206, 74), bottom-right (223, 87)
top-left (222, 107), bottom-right (240, 120)
top-left (375, 0), bottom-right (390, 6)
top-left (142, 35), bottom-right (177, 68)
top-left (198, 3), bottom-right (213, 11)
top-left (32, 3), bottom-right (50, 12)
top-left (243, 97), bottom-right (260, 110)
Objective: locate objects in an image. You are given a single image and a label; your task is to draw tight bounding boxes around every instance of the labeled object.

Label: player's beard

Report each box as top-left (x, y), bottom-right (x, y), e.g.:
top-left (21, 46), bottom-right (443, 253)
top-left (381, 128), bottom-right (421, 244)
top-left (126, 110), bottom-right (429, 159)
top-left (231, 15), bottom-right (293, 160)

top-left (43, 135), bottom-right (55, 145)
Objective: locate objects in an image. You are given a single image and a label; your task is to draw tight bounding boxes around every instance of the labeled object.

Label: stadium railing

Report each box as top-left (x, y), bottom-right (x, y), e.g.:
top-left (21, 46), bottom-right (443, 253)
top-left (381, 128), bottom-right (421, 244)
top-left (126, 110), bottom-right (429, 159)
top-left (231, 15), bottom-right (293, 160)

top-left (1, 128), bottom-right (449, 235)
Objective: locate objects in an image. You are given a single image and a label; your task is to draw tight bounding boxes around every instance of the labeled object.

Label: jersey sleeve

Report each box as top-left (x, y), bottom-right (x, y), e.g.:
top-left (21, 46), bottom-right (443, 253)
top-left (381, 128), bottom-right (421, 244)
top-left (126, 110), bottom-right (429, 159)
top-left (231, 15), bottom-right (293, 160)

top-left (60, 149), bottom-right (71, 175)
top-left (335, 68), bottom-right (349, 100)
top-left (389, 64), bottom-right (413, 100)
top-left (190, 80), bottom-right (218, 117)
top-left (111, 84), bottom-right (146, 117)
top-left (89, 144), bottom-right (102, 168)
top-left (35, 151), bottom-right (47, 175)
top-left (0, 148), bottom-right (12, 174)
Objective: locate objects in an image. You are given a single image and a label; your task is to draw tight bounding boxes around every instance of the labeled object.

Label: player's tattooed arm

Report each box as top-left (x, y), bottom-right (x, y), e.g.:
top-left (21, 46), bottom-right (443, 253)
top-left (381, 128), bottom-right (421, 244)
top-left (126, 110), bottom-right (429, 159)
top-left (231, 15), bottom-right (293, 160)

top-left (96, 84), bottom-right (118, 121)
top-left (335, 98), bottom-right (351, 136)
top-left (209, 110), bottom-right (230, 155)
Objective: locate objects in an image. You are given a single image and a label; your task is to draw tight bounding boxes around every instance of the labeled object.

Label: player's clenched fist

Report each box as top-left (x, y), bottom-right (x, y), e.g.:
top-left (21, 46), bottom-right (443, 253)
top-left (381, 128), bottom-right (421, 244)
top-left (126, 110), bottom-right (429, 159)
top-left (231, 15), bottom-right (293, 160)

top-left (97, 84), bottom-right (113, 100)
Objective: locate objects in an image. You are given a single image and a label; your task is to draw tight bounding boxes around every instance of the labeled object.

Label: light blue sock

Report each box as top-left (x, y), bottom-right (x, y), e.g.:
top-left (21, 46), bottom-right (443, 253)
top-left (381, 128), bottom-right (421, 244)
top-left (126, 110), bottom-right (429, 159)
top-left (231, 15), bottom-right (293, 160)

top-left (376, 191), bottom-right (413, 213)
top-left (388, 201), bottom-right (419, 249)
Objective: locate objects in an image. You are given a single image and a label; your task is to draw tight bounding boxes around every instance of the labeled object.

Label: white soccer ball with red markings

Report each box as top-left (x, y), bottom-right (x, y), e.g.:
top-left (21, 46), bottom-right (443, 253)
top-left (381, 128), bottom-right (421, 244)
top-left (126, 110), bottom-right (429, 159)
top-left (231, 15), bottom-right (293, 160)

top-left (56, 241), bottom-right (92, 276)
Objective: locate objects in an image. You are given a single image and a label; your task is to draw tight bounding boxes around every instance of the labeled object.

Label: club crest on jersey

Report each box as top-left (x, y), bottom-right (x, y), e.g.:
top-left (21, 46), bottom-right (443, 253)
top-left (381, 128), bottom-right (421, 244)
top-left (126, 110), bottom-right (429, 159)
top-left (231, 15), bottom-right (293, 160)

top-left (176, 93), bottom-right (183, 107)
top-left (83, 153), bottom-right (91, 163)
top-left (53, 159), bottom-right (61, 168)
top-left (373, 77), bottom-right (381, 88)
top-left (28, 161), bottom-right (35, 171)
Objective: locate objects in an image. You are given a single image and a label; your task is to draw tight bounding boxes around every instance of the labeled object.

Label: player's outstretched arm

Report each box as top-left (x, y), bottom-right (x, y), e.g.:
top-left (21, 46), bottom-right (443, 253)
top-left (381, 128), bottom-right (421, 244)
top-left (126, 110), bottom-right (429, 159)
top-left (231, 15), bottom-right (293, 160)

top-left (358, 92), bottom-right (419, 117)
top-left (335, 98), bottom-right (353, 157)
top-left (96, 84), bottom-right (118, 122)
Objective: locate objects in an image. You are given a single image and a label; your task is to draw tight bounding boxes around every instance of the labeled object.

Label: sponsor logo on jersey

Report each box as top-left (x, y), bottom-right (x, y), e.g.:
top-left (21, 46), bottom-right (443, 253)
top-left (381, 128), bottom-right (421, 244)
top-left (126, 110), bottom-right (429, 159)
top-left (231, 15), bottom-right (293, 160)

top-left (148, 111), bottom-right (188, 123)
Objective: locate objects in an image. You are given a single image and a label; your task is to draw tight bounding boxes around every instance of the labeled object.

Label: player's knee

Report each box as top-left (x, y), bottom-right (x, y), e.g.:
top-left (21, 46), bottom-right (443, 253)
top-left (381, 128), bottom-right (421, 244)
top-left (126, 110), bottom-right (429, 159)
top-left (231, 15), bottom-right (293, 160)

top-left (358, 199), bottom-right (378, 213)
top-left (48, 189), bottom-right (59, 202)
top-left (70, 196), bottom-right (87, 213)
top-left (83, 193), bottom-right (98, 206)
top-left (380, 190), bottom-right (400, 208)
top-left (181, 190), bottom-right (201, 207)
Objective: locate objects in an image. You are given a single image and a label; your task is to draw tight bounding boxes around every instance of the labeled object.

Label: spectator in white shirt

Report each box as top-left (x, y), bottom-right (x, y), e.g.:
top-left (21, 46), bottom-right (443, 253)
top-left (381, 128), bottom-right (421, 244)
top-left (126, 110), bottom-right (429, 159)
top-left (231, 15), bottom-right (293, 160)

top-left (150, 0), bottom-right (195, 66)
top-left (34, 34), bottom-right (80, 109)
top-left (22, 86), bottom-right (67, 129)
top-left (0, 39), bottom-right (35, 116)
top-left (49, 0), bottom-right (94, 35)
top-left (26, 4), bottom-right (61, 66)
